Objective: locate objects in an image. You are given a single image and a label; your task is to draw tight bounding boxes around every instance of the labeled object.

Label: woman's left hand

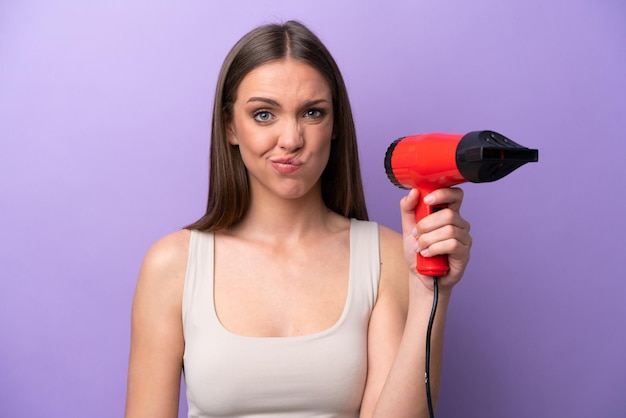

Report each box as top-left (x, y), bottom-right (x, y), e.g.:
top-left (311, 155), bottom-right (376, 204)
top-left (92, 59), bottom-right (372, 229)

top-left (400, 187), bottom-right (472, 290)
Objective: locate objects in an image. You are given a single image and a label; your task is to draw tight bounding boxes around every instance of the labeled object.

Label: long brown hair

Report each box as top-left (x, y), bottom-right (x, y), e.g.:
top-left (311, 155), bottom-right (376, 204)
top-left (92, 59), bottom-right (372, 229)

top-left (187, 21), bottom-right (368, 231)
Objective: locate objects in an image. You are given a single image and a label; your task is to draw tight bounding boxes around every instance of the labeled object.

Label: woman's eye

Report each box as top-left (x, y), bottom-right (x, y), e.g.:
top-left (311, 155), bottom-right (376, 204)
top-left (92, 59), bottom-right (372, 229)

top-left (253, 111), bottom-right (272, 122)
top-left (304, 109), bottom-right (325, 119)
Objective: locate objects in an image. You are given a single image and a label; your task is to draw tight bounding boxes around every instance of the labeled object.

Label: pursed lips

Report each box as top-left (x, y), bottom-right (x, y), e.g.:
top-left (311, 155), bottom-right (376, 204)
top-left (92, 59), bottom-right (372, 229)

top-left (270, 157), bottom-right (303, 174)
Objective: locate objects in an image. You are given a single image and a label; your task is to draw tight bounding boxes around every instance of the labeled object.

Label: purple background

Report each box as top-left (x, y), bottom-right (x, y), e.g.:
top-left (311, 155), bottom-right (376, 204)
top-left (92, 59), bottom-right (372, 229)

top-left (1, 1), bottom-right (625, 417)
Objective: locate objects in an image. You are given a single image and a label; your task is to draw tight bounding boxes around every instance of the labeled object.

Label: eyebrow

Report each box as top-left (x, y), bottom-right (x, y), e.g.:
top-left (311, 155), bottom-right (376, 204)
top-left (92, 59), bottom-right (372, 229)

top-left (246, 97), bottom-right (331, 108)
top-left (247, 97), bottom-right (280, 106)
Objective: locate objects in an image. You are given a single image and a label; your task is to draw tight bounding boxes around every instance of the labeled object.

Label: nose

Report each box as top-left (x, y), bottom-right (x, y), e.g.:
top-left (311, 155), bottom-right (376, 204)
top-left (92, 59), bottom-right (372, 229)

top-left (277, 118), bottom-right (304, 151)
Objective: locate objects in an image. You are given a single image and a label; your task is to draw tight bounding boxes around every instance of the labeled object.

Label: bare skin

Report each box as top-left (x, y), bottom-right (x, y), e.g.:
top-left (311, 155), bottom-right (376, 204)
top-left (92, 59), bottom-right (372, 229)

top-left (124, 59), bottom-right (471, 418)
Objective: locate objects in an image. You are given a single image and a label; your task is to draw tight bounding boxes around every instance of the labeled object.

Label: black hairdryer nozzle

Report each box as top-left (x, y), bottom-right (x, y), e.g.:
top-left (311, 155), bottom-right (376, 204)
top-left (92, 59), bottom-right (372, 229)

top-left (456, 131), bottom-right (539, 183)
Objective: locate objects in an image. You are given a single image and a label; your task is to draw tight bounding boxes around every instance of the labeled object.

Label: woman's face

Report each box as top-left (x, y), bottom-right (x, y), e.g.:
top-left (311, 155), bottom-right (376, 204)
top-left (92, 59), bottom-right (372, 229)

top-left (226, 58), bottom-right (334, 202)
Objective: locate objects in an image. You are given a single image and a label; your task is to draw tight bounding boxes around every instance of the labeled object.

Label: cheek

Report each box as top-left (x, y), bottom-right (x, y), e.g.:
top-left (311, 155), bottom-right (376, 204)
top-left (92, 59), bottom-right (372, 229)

top-left (320, 124), bottom-right (335, 154)
top-left (313, 129), bottom-right (334, 167)
top-left (309, 118), bottom-right (334, 142)
top-left (234, 133), bottom-right (278, 172)
top-left (234, 123), bottom-right (271, 151)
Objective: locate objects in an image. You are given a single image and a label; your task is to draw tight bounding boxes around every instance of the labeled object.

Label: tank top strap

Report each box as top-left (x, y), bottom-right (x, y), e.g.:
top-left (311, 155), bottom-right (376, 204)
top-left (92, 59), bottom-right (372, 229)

top-left (348, 219), bottom-right (380, 315)
top-left (182, 229), bottom-right (216, 335)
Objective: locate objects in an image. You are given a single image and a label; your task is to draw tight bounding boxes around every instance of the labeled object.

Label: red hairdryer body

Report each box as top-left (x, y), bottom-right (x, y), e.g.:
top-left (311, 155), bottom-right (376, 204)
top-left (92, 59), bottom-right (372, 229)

top-left (385, 130), bottom-right (538, 277)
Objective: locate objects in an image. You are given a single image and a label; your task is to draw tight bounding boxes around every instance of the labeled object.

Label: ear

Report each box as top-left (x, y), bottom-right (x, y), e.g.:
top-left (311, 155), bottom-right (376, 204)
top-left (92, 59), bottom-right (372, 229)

top-left (225, 116), bottom-right (239, 145)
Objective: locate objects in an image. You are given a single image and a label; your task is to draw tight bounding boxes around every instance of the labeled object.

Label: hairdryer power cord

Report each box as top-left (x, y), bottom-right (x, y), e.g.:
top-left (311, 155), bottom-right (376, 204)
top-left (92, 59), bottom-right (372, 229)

top-left (425, 276), bottom-right (439, 418)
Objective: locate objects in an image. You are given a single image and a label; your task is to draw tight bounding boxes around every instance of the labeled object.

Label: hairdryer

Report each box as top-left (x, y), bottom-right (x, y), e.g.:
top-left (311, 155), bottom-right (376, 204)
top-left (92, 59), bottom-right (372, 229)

top-left (384, 130), bottom-right (539, 277)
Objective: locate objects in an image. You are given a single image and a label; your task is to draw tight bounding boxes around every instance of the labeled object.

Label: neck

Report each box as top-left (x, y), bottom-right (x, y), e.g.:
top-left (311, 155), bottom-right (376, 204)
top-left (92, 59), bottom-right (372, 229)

top-left (229, 186), bottom-right (338, 243)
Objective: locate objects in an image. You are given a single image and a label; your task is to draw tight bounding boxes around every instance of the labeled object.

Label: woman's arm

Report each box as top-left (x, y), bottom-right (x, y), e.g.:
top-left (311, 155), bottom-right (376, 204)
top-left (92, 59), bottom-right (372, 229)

top-left (360, 188), bottom-right (471, 418)
top-left (124, 230), bottom-right (190, 418)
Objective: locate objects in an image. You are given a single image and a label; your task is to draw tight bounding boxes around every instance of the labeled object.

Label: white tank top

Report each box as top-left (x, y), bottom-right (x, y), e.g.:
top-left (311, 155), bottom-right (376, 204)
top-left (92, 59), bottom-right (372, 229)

top-left (182, 219), bottom-right (380, 417)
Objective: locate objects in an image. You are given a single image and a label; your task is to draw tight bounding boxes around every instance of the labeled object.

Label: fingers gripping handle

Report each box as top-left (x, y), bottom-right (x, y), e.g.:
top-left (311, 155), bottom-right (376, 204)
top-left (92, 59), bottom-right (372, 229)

top-left (416, 198), bottom-right (450, 277)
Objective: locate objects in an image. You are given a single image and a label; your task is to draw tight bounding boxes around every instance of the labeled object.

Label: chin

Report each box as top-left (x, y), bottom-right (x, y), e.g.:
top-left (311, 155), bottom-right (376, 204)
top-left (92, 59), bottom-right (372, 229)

top-left (277, 183), bottom-right (320, 201)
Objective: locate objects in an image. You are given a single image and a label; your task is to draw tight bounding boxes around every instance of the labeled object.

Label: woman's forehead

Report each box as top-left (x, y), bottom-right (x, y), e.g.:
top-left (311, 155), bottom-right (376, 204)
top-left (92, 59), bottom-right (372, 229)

top-left (236, 59), bottom-right (332, 104)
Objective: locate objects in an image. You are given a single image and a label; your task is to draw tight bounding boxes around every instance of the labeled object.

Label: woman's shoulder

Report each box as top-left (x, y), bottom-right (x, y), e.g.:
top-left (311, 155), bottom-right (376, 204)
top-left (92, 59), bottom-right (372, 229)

top-left (131, 229), bottom-right (191, 329)
top-left (377, 224), bottom-right (403, 251)
top-left (139, 229), bottom-right (191, 285)
top-left (376, 223), bottom-right (409, 295)
top-left (351, 220), bottom-right (403, 258)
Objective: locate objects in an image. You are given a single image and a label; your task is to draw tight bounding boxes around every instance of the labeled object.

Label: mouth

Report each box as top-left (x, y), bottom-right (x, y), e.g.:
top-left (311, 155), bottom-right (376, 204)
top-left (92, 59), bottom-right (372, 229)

top-left (270, 158), bottom-right (303, 174)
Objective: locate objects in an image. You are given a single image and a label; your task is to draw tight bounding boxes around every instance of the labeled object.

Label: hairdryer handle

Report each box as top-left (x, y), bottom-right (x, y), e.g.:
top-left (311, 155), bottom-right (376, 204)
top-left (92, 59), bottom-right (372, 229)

top-left (415, 201), bottom-right (450, 277)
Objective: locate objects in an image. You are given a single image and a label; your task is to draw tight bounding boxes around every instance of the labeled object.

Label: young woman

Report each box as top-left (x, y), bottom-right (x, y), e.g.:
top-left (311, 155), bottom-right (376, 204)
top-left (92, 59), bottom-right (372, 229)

top-left (125, 21), bottom-right (472, 418)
